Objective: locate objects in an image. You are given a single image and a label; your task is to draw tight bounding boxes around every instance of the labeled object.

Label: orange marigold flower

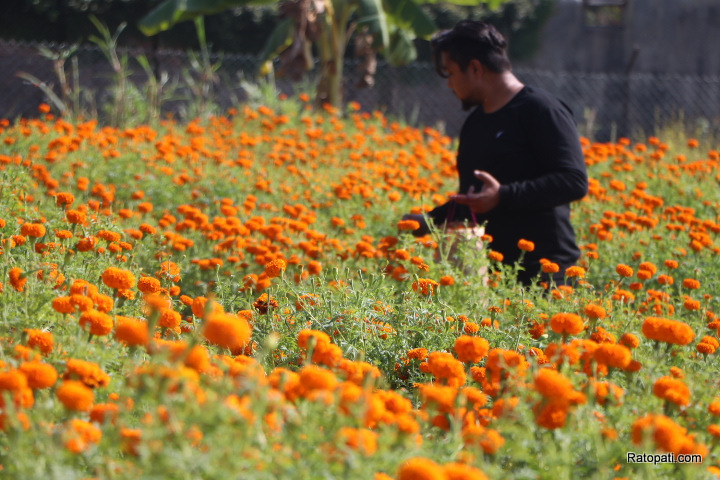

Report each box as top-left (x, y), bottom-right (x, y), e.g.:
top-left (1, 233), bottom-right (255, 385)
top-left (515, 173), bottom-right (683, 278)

top-left (411, 278), bottom-right (439, 296)
top-left (101, 267), bottom-right (136, 290)
top-left (534, 368), bottom-right (575, 399)
top-left (549, 313), bottom-right (584, 335)
top-left (137, 276), bottom-right (161, 294)
top-left (642, 316), bottom-right (695, 345)
top-left (20, 361), bottom-right (58, 389)
top-left (427, 351), bottom-right (466, 387)
top-left (593, 344), bottom-right (632, 369)
top-left (64, 359), bottom-right (110, 388)
top-left (664, 259), bottom-right (679, 269)
top-left (619, 333), bottom-right (640, 349)
top-left (9, 267), bottom-right (27, 292)
top-left (542, 262), bottom-right (560, 274)
top-left (517, 239), bottom-right (535, 252)
top-left (444, 462), bottom-right (489, 480)
top-left (66, 209), bottom-right (87, 224)
top-left (488, 250), bottom-right (504, 262)
top-left (114, 316), bottom-right (149, 347)
top-left (615, 264), bottom-right (634, 277)
top-left (298, 365), bottom-right (338, 394)
top-left (682, 278), bottom-right (701, 289)
top-left (454, 335), bottom-right (490, 364)
top-left (439, 275), bottom-right (455, 286)
top-left (565, 266), bottom-right (586, 278)
top-left (79, 310), bottom-right (114, 336)
top-left (397, 219), bottom-right (421, 231)
top-left (55, 192), bottom-right (75, 207)
top-left (264, 259), bottom-right (286, 278)
top-left (203, 312), bottom-right (251, 352)
top-left (56, 380), bottom-right (94, 411)
top-left (297, 329), bottom-right (331, 350)
top-left (584, 303), bottom-right (606, 319)
top-left (20, 223), bottom-right (46, 238)
top-left (407, 348), bottom-right (428, 361)
top-left (338, 427), bottom-right (378, 456)
top-left (397, 457), bottom-right (445, 480)
top-left (25, 329), bottom-right (53, 354)
top-left (653, 376), bottom-right (691, 407)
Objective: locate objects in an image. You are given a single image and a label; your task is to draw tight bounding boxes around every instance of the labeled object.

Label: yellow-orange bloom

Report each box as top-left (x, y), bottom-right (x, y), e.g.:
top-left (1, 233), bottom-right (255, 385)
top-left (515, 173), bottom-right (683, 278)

top-left (615, 264), bottom-right (633, 277)
top-left (101, 267), bottom-right (136, 290)
top-left (397, 219), bottom-right (421, 231)
top-left (264, 259), bottom-right (286, 278)
top-left (203, 312), bottom-right (251, 352)
top-left (642, 316), bottom-right (695, 345)
top-left (56, 380), bottom-right (94, 411)
top-left (454, 335), bottom-right (489, 363)
top-left (397, 457), bottom-right (446, 480)
top-left (517, 239), bottom-right (535, 252)
top-left (550, 313), bottom-right (584, 335)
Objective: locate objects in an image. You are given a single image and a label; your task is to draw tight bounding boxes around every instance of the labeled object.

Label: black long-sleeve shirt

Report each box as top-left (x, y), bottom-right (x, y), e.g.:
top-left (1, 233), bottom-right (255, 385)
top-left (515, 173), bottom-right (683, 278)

top-left (429, 86), bottom-right (588, 282)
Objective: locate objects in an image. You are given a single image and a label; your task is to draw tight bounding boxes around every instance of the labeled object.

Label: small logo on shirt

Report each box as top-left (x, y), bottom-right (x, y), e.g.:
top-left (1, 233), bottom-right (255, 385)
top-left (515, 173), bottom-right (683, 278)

top-left (495, 130), bottom-right (504, 138)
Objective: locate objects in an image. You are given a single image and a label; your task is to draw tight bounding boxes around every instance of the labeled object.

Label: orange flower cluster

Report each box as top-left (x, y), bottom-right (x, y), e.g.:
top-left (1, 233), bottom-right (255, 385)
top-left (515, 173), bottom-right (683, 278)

top-left (641, 316), bottom-right (695, 345)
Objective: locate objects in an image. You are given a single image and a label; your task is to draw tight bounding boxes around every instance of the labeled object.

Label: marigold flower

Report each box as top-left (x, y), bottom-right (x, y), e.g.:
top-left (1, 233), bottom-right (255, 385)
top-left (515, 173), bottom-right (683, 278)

top-left (137, 276), bottom-right (162, 294)
top-left (427, 351), bottom-right (466, 386)
top-left (584, 303), bottom-right (606, 319)
top-left (66, 209), bottom-right (87, 224)
top-left (615, 264), bottom-right (633, 277)
top-left (444, 462), bottom-right (489, 480)
top-left (642, 316), bottom-right (695, 345)
top-left (397, 457), bottom-right (446, 480)
top-left (338, 427), bottom-right (378, 456)
top-left (534, 368), bottom-right (575, 399)
top-left (64, 359), bottom-right (110, 388)
top-left (593, 344), bottom-right (632, 369)
top-left (565, 266), bottom-right (586, 278)
top-left (682, 278), bottom-right (701, 289)
top-left (20, 223), bottom-right (46, 238)
top-left (19, 361), bottom-right (58, 389)
top-left (542, 262), bottom-right (560, 274)
top-left (653, 376), bottom-right (691, 407)
top-left (407, 348), bottom-right (428, 361)
top-left (56, 380), bottom-right (94, 411)
top-left (264, 258), bottom-right (286, 278)
top-left (517, 239), bottom-right (535, 252)
top-left (79, 310), bottom-right (114, 336)
top-left (114, 316), bottom-right (149, 347)
top-left (25, 329), bottom-right (53, 355)
top-left (488, 250), bottom-right (504, 262)
top-left (203, 312), bottom-right (251, 352)
top-left (412, 278), bottom-right (439, 296)
top-left (550, 313), bottom-right (584, 335)
top-left (9, 267), bottom-right (27, 292)
top-left (298, 365), bottom-right (338, 394)
top-left (397, 219), bottom-right (421, 231)
top-left (619, 333), bottom-right (640, 349)
top-left (454, 335), bottom-right (489, 363)
top-left (101, 267), bottom-right (136, 290)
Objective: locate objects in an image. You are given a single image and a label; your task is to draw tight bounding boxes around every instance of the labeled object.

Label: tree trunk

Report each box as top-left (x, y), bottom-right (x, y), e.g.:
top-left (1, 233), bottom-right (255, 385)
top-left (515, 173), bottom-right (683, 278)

top-left (315, 0), bottom-right (352, 108)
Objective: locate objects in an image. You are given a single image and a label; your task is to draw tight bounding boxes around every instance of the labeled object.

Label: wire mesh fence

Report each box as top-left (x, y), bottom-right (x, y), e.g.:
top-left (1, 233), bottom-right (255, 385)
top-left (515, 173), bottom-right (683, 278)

top-left (2, 39), bottom-right (720, 140)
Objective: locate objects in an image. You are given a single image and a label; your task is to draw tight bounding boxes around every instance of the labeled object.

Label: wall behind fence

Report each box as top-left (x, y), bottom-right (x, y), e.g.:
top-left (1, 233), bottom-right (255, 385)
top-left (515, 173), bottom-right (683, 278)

top-left (2, 39), bottom-right (719, 141)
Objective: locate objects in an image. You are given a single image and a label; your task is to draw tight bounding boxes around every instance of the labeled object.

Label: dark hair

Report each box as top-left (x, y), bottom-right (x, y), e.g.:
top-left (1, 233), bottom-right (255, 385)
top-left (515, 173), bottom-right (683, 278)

top-left (431, 21), bottom-right (511, 77)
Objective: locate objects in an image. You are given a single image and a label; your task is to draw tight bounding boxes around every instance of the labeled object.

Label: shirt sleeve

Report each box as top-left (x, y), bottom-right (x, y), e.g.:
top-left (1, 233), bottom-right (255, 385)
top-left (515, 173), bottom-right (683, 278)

top-left (497, 100), bottom-right (588, 211)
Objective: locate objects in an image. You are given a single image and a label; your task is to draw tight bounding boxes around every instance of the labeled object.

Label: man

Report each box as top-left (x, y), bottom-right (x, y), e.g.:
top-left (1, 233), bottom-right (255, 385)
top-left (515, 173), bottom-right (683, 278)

top-left (403, 20), bottom-right (588, 285)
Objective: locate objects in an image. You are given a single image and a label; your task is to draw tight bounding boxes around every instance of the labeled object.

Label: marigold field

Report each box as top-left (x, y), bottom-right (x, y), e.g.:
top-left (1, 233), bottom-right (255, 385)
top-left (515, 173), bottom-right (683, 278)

top-left (1, 98), bottom-right (720, 480)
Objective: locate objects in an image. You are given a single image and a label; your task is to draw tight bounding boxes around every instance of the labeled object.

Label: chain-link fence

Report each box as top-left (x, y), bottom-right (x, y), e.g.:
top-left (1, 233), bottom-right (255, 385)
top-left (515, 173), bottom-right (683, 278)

top-left (2, 39), bottom-right (720, 140)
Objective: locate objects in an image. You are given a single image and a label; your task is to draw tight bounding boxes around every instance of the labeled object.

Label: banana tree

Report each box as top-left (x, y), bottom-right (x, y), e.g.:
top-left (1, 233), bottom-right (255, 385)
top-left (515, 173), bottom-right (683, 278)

top-left (139, 0), bottom-right (508, 107)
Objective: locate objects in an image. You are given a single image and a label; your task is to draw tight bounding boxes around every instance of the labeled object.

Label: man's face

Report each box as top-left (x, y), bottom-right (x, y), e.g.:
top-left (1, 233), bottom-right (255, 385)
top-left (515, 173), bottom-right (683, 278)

top-left (441, 52), bottom-right (478, 111)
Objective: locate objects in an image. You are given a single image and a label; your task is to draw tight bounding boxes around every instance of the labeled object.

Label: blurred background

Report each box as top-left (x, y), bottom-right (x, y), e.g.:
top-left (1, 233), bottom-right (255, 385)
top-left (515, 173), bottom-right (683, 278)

top-left (2, 0), bottom-right (719, 140)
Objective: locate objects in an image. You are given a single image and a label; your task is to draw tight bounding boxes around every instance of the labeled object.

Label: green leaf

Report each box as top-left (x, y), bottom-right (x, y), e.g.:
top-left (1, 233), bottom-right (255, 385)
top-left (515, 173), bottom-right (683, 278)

top-left (257, 17), bottom-right (296, 66)
top-left (139, 0), bottom-right (275, 36)
top-left (383, 0), bottom-right (436, 39)
top-left (384, 27), bottom-right (417, 66)
top-left (355, 0), bottom-right (391, 50)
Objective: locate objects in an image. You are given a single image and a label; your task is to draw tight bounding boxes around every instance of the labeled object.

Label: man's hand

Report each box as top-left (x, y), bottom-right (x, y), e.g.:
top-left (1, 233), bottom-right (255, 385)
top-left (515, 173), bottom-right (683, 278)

top-left (450, 170), bottom-right (501, 213)
top-left (401, 213), bottom-right (430, 237)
